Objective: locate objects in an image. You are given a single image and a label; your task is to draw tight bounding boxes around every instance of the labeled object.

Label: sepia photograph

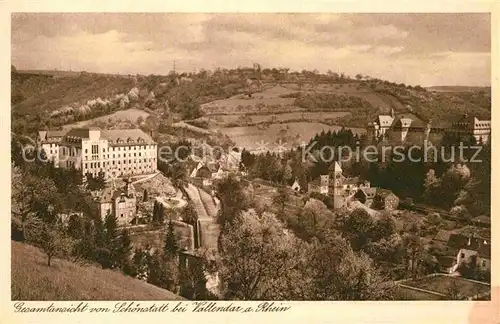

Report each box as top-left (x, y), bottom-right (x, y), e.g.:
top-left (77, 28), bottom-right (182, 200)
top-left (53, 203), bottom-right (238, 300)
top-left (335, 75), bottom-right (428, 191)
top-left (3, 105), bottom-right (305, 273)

top-left (10, 12), bottom-right (492, 303)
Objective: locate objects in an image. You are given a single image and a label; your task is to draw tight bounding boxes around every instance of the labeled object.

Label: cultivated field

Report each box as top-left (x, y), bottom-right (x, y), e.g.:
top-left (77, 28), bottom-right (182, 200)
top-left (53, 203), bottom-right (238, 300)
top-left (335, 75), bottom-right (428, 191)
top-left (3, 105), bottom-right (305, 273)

top-left (199, 111), bottom-right (351, 127)
top-left (62, 108), bottom-right (150, 130)
top-left (281, 82), bottom-right (405, 113)
top-left (401, 274), bottom-right (490, 298)
top-left (216, 122), bottom-right (365, 152)
top-left (201, 85), bottom-right (299, 115)
top-left (11, 241), bottom-right (183, 300)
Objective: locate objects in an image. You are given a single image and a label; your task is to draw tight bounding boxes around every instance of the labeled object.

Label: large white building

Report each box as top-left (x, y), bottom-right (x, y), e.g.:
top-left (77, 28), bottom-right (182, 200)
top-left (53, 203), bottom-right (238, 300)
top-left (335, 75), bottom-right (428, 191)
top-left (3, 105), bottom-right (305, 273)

top-left (37, 128), bottom-right (158, 180)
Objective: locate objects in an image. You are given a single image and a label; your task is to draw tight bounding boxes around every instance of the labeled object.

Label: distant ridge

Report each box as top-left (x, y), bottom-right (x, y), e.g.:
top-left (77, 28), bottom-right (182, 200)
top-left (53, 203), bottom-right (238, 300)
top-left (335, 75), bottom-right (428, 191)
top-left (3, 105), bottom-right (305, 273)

top-left (426, 86), bottom-right (491, 93)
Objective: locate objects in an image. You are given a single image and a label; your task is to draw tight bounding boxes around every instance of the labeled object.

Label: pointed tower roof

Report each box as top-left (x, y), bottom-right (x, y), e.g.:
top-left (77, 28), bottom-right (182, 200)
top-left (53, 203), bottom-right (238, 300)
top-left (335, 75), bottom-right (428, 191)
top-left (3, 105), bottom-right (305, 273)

top-left (329, 161), bottom-right (343, 173)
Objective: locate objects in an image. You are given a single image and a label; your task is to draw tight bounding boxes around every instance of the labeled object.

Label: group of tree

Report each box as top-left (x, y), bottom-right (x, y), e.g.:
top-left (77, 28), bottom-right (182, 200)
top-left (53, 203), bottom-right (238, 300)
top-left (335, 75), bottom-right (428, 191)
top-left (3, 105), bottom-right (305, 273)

top-left (217, 208), bottom-right (395, 300)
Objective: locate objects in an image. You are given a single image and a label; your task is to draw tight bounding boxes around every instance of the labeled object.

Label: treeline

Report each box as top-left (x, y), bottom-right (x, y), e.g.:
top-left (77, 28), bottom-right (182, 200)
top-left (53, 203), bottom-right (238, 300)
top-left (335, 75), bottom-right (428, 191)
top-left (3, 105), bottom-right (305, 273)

top-left (294, 93), bottom-right (374, 111)
top-left (212, 176), bottom-right (452, 299)
top-left (241, 128), bottom-right (365, 188)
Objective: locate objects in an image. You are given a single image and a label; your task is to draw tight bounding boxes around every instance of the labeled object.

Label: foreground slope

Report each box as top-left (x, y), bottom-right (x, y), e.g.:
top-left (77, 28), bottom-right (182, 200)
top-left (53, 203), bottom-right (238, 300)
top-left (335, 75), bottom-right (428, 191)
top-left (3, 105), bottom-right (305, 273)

top-left (11, 241), bottom-right (183, 301)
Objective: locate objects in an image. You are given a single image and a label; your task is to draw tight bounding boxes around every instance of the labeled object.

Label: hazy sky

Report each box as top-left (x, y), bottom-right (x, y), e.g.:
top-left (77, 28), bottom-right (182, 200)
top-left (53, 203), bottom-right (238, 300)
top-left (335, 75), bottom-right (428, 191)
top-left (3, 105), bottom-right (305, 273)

top-left (12, 13), bottom-right (490, 86)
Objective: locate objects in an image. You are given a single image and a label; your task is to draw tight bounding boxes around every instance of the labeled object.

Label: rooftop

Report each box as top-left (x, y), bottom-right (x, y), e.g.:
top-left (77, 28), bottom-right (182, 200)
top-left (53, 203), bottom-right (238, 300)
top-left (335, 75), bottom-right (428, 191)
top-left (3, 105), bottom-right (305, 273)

top-left (59, 128), bottom-right (155, 145)
top-left (447, 233), bottom-right (490, 258)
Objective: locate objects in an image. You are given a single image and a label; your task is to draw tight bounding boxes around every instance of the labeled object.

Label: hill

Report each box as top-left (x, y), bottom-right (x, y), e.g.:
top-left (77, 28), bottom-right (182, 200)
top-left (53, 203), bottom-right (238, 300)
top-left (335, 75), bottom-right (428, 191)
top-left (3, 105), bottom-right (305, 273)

top-left (11, 67), bottom-right (491, 143)
top-left (11, 241), bottom-right (183, 300)
top-left (427, 86), bottom-right (491, 93)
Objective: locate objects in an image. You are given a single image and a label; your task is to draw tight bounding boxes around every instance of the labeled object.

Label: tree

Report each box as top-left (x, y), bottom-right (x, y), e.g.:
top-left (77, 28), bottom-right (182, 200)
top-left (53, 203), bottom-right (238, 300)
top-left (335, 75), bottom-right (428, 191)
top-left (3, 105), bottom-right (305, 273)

top-left (273, 185), bottom-right (289, 217)
top-left (169, 162), bottom-right (187, 190)
top-left (147, 250), bottom-right (179, 292)
top-left (283, 163), bottom-right (293, 183)
top-left (103, 211), bottom-right (121, 267)
top-left (37, 222), bottom-right (74, 267)
top-left (179, 253), bottom-right (217, 300)
top-left (163, 219), bottom-right (180, 259)
top-left (343, 208), bottom-right (375, 251)
top-left (307, 233), bottom-right (394, 300)
top-left (181, 203), bottom-right (198, 226)
top-left (11, 165), bottom-right (59, 240)
top-left (130, 247), bottom-right (150, 280)
top-left (116, 229), bottom-right (133, 269)
top-left (370, 214), bottom-right (397, 242)
top-left (219, 210), bottom-right (307, 300)
top-left (402, 232), bottom-right (424, 279)
top-left (152, 201), bottom-right (165, 225)
top-left (215, 175), bottom-right (249, 230)
top-left (355, 74), bottom-right (363, 80)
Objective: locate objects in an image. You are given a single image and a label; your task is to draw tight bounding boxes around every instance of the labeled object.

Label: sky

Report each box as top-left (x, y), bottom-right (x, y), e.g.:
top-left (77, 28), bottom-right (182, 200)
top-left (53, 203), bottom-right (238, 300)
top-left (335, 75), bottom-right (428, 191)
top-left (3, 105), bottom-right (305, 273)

top-left (11, 13), bottom-right (491, 87)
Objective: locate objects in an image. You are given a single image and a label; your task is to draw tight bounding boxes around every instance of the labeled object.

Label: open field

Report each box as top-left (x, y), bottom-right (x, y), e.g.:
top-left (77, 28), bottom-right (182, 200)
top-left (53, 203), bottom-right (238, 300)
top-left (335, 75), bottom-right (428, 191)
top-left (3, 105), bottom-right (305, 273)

top-left (401, 274), bottom-right (490, 298)
top-left (281, 82), bottom-right (406, 113)
top-left (11, 241), bottom-right (183, 300)
top-left (198, 111), bottom-right (351, 127)
top-left (216, 122), bottom-right (365, 152)
top-left (62, 108), bottom-right (150, 130)
top-left (201, 85), bottom-right (299, 115)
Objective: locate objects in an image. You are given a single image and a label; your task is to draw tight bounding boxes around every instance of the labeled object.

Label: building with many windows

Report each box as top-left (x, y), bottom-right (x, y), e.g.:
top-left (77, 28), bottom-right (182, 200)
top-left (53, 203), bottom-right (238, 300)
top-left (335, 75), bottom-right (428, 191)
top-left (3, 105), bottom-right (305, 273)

top-left (37, 128), bottom-right (158, 180)
top-left (448, 114), bottom-right (491, 144)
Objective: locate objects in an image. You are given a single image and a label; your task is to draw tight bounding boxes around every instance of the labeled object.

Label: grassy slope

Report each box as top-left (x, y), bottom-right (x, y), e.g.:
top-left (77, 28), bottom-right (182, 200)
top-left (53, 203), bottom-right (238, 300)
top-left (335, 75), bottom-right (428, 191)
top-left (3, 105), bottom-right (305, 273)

top-left (11, 241), bottom-right (183, 301)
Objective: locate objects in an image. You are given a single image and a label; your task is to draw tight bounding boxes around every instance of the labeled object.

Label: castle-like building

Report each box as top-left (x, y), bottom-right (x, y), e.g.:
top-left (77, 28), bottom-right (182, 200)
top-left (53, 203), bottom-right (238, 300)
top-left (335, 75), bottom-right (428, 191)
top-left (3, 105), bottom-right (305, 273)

top-left (308, 161), bottom-right (371, 208)
top-left (99, 178), bottom-right (137, 226)
top-left (37, 128), bottom-right (158, 180)
top-left (367, 108), bottom-right (490, 145)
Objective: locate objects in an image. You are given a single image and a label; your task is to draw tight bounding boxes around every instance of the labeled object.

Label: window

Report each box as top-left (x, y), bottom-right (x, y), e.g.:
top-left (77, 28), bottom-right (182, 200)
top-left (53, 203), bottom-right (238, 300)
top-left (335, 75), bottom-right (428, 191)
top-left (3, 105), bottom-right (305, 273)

top-left (460, 253), bottom-right (465, 259)
top-left (134, 153), bottom-right (136, 157)
top-left (91, 145), bottom-right (99, 154)
top-left (85, 149), bottom-right (88, 153)
top-left (85, 163), bottom-right (87, 168)
top-left (102, 148), bottom-right (105, 153)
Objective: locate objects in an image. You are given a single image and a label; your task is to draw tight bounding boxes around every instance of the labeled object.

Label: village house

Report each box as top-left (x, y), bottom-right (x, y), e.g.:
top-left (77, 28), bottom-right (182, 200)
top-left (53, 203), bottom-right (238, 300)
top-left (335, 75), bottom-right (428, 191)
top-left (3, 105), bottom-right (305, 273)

top-left (291, 179), bottom-right (301, 192)
top-left (371, 188), bottom-right (400, 210)
top-left (353, 187), bottom-right (377, 207)
top-left (307, 174), bottom-right (329, 195)
top-left (193, 165), bottom-right (213, 187)
top-left (353, 187), bottom-right (399, 210)
top-left (99, 178), bottom-right (137, 226)
top-left (470, 215), bottom-right (490, 228)
top-left (447, 233), bottom-right (491, 273)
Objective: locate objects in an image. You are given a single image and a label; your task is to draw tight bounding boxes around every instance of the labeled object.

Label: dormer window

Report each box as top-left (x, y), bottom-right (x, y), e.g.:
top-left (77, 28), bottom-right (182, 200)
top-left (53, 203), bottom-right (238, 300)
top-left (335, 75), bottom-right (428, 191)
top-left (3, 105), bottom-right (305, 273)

top-left (127, 137), bottom-right (133, 143)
